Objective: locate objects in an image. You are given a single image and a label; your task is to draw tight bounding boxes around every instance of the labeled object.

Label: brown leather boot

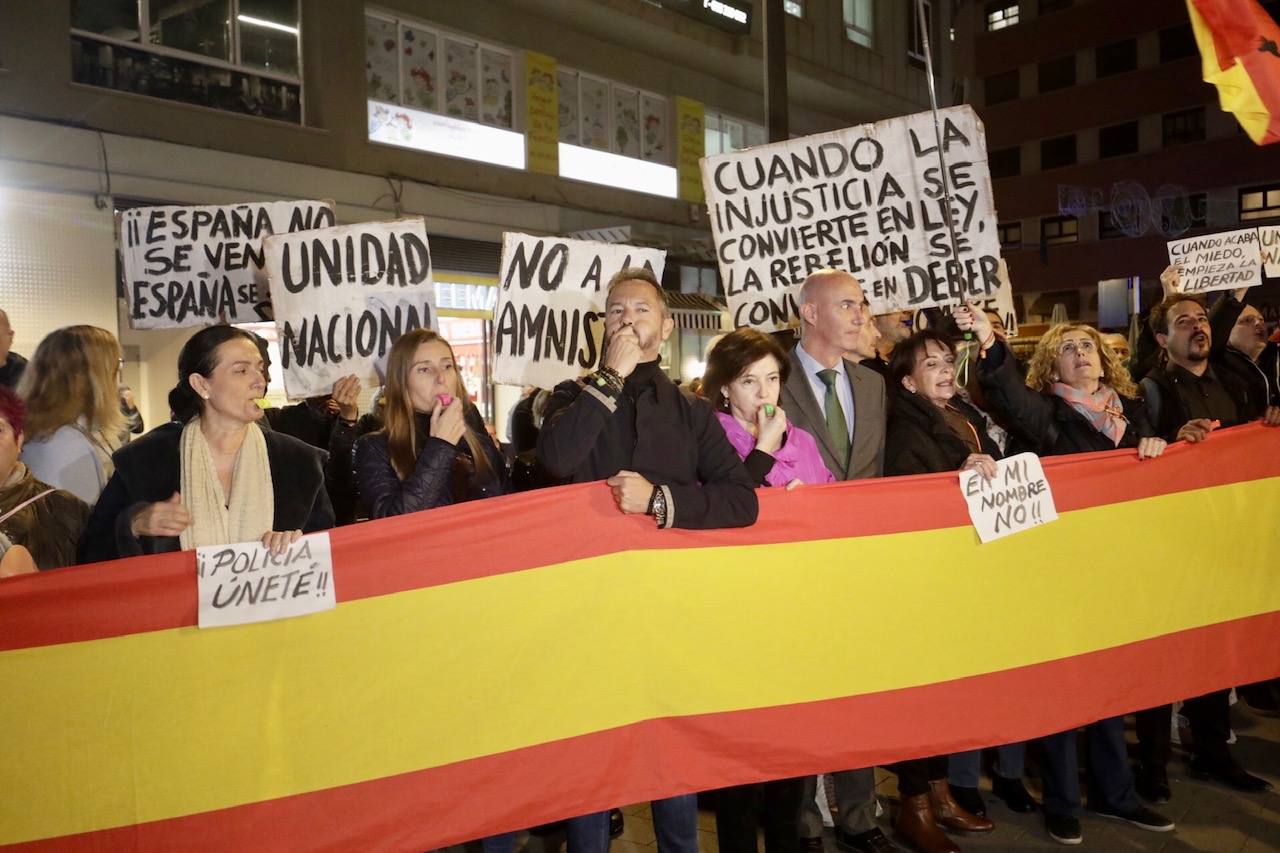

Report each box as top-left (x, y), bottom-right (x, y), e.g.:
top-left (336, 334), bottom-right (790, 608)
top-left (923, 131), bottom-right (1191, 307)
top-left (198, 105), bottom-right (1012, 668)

top-left (928, 780), bottom-right (995, 833)
top-left (895, 792), bottom-right (960, 853)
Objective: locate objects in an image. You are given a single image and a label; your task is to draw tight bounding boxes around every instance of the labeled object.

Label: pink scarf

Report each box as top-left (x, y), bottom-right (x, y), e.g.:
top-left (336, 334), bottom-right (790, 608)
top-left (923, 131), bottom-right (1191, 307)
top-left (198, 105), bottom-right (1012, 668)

top-left (1050, 382), bottom-right (1127, 446)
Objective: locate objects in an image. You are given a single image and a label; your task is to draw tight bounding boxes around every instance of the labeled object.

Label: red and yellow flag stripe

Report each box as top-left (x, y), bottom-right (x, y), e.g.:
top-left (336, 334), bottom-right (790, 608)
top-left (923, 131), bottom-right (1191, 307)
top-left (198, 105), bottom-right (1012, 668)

top-left (1187, 0), bottom-right (1280, 145)
top-left (2, 425), bottom-right (1278, 851)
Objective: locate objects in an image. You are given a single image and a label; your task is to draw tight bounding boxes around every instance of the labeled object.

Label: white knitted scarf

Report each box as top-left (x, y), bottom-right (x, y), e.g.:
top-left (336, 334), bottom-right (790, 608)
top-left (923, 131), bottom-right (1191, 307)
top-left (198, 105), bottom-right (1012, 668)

top-left (178, 418), bottom-right (274, 550)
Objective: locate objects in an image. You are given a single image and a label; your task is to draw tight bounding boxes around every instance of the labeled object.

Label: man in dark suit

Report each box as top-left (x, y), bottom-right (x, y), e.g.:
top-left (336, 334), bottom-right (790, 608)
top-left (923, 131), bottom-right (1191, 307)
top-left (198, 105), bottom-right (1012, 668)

top-left (782, 270), bottom-right (892, 853)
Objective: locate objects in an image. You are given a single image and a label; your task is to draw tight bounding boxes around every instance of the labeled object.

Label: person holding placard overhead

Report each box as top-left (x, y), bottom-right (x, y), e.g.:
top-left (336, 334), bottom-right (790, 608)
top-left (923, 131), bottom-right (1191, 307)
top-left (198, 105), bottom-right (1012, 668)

top-left (18, 325), bottom-right (126, 505)
top-left (954, 304), bottom-right (1175, 846)
top-left (79, 325), bottom-right (333, 563)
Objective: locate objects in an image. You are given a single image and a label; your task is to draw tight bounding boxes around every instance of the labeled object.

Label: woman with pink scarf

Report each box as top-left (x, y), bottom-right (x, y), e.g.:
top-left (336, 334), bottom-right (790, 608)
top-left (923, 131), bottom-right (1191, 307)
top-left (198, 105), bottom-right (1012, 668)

top-left (702, 328), bottom-right (834, 491)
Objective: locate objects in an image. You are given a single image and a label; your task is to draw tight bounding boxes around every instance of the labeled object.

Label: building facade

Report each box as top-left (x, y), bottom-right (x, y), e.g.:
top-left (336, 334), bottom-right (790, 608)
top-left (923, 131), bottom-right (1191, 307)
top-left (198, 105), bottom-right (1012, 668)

top-left (954, 0), bottom-right (1280, 330)
top-left (0, 0), bottom-right (952, 432)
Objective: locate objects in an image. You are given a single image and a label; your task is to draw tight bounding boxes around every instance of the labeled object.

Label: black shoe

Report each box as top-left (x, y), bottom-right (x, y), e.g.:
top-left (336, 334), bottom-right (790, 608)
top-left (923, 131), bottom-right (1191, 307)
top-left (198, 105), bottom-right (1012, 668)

top-left (1090, 803), bottom-right (1175, 833)
top-left (608, 808), bottom-right (624, 839)
top-left (1133, 767), bottom-right (1171, 804)
top-left (835, 827), bottom-right (901, 853)
top-left (1189, 756), bottom-right (1274, 792)
top-left (1043, 813), bottom-right (1082, 846)
top-left (948, 784), bottom-right (986, 818)
top-left (991, 775), bottom-right (1037, 813)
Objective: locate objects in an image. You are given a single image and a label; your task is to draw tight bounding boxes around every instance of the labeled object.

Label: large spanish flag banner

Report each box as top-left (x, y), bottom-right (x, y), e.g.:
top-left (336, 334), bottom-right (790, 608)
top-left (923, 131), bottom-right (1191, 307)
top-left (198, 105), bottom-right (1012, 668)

top-left (1187, 0), bottom-right (1280, 145)
top-left (2, 425), bottom-right (1279, 851)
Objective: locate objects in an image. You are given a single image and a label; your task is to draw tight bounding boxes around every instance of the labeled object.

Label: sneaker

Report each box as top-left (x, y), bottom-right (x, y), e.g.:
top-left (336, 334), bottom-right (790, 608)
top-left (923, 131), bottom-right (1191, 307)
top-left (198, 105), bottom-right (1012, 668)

top-left (1091, 803), bottom-right (1175, 832)
top-left (1044, 812), bottom-right (1082, 845)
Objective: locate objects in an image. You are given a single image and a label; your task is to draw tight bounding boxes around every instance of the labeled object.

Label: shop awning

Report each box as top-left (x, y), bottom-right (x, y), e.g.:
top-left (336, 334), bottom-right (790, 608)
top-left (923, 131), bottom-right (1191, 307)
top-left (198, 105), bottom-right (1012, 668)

top-left (667, 292), bottom-right (729, 331)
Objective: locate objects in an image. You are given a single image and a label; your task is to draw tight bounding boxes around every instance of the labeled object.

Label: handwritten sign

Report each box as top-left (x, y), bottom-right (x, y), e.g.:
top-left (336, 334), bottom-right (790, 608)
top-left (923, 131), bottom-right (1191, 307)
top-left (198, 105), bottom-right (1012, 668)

top-left (1167, 227), bottom-right (1263, 294)
top-left (700, 105), bottom-right (1003, 331)
top-left (196, 533), bottom-right (335, 628)
top-left (119, 200), bottom-right (335, 329)
top-left (492, 233), bottom-right (666, 389)
top-left (959, 452), bottom-right (1058, 544)
top-left (1258, 225), bottom-right (1280, 279)
top-left (264, 217), bottom-right (436, 399)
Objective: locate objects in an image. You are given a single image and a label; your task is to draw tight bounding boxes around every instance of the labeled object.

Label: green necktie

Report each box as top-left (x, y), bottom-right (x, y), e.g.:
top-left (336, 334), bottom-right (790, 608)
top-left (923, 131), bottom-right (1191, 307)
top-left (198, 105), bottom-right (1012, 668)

top-left (817, 368), bottom-right (850, 470)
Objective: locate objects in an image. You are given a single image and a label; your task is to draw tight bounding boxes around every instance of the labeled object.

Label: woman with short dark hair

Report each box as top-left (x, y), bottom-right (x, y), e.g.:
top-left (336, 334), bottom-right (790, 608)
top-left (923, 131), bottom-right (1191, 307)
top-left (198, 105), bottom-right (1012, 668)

top-left (79, 325), bottom-right (333, 562)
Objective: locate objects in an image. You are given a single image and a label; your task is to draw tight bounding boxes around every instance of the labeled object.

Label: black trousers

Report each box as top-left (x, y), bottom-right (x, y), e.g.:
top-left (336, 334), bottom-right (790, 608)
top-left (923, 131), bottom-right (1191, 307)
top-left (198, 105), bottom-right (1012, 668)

top-left (892, 755), bottom-right (951, 798)
top-left (1135, 688), bottom-right (1233, 773)
top-left (714, 777), bottom-right (806, 853)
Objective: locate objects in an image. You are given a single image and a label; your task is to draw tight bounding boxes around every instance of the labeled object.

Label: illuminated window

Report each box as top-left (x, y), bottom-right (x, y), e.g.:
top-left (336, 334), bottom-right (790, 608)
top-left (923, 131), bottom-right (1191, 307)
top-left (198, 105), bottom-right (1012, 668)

top-left (1240, 184), bottom-right (1280, 222)
top-left (843, 0), bottom-right (874, 47)
top-left (997, 221), bottom-right (1023, 249)
top-left (785, 0), bottom-right (804, 17)
top-left (985, 2), bottom-right (1019, 30)
top-left (1041, 215), bottom-right (1078, 246)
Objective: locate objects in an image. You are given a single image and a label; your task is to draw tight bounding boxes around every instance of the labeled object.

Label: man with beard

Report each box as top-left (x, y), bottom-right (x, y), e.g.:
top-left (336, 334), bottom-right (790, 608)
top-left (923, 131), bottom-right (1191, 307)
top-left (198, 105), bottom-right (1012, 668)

top-left (1132, 292), bottom-right (1275, 799)
top-left (537, 267), bottom-right (757, 853)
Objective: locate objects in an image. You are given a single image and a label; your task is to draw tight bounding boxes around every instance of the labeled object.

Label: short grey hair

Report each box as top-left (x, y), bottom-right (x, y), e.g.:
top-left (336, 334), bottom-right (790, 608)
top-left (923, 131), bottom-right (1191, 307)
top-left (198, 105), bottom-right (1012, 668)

top-left (606, 267), bottom-right (669, 315)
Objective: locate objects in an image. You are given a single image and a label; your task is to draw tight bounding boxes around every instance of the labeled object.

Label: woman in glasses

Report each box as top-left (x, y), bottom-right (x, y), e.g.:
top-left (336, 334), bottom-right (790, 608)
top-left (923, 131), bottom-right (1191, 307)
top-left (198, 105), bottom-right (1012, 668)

top-left (954, 305), bottom-right (1173, 847)
top-left (955, 307), bottom-right (1165, 459)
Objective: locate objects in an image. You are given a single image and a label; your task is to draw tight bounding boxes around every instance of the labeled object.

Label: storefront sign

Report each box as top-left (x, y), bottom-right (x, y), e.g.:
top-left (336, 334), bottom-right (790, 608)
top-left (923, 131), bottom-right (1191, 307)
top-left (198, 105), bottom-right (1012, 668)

top-left (525, 51), bottom-right (559, 175)
top-left (676, 97), bottom-right (706, 204)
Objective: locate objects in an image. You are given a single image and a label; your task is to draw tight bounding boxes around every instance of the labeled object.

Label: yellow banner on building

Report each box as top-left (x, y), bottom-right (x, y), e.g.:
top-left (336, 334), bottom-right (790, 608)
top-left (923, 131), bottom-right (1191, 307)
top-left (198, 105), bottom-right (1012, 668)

top-left (676, 96), bottom-right (706, 204)
top-left (525, 51), bottom-right (559, 174)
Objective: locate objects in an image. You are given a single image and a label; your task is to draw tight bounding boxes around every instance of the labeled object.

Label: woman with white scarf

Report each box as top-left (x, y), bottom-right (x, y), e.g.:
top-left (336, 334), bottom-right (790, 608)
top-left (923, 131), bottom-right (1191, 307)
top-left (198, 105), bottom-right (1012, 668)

top-left (953, 304), bottom-right (1175, 847)
top-left (79, 326), bottom-right (333, 562)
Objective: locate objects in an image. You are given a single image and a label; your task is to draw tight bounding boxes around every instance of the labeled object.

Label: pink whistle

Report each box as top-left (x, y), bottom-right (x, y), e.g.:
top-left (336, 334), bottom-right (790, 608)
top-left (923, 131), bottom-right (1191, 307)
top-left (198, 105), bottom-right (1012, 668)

top-left (437, 394), bottom-right (453, 407)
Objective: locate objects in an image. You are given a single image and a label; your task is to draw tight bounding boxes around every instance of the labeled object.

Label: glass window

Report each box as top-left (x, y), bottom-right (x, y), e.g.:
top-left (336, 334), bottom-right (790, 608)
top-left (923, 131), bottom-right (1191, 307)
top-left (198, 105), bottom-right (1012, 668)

top-left (558, 70), bottom-right (580, 144)
top-left (984, 1), bottom-right (1019, 31)
top-left (71, 0), bottom-right (141, 40)
top-left (640, 93), bottom-right (669, 162)
top-left (703, 110), bottom-right (765, 155)
top-left (579, 74), bottom-right (610, 150)
top-left (784, 0), bottom-right (804, 17)
top-left (480, 47), bottom-right (512, 128)
top-left (237, 0), bottom-right (299, 76)
top-left (1041, 215), bottom-right (1078, 245)
top-left (1038, 55), bottom-right (1075, 93)
top-left (1159, 23), bottom-right (1197, 62)
top-left (704, 111), bottom-right (722, 156)
top-left (365, 15), bottom-right (399, 102)
top-left (1098, 210), bottom-right (1125, 239)
top-left (984, 69), bottom-right (1019, 105)
top-left (1094, 38), bottom-right (1136, 78)
top-left (400, 26), bottom-right (438, 110)
top-left (989, 146), bottom-right (1021, 178)
top-left (444, 38), bottom-right (479, 122)
top-left (1240, 184), bottom-right (1280, 222)
top-left (997, 221), bottom-right (1023, 248)
top-left (843, 0), bottom-right (874, 47)
top-left (907, 0), bottom-right (933, 67)
top-left (1158, 192), bottom-right (1207, 235)
top-left (148, 0), bottom-right (230, 61)
top-left (1098, 122), bottom-right (1138, 158)
top-left (614, 86), bottom-right (641, 158)
top-left (1162, 107), bottom-right (1206, 146)
top-left (1040, 135), bottom-right (1077, 169)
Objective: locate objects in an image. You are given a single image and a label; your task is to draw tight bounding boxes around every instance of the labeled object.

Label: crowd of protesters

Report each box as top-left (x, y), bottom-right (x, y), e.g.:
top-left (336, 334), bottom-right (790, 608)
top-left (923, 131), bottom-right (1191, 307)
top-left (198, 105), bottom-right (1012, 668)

top-left (1, 262), bottom-right (1277, 851)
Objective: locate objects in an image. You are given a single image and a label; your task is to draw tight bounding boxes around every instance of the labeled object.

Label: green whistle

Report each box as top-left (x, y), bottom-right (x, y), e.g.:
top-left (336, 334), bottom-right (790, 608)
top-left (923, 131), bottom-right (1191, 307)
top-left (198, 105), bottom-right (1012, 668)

top-left (764, 404), bottom-right (775, 417)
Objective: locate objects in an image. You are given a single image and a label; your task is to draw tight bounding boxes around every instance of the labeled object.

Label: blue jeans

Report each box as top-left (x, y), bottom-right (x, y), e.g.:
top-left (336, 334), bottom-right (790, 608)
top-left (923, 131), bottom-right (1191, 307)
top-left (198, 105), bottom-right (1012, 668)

top-left (565, 797), bottom-right (697, 853)
top-left (481, 832), bottom-right (518, 853)
top-left (1039, 717), bottom-right (1139, 817)
top-left (948, 742), bottom-right (1027, 787)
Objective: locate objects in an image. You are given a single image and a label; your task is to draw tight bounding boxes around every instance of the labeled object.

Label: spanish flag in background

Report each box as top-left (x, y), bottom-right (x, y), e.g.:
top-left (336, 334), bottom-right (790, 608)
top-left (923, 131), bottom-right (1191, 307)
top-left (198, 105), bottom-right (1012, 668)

top-left (1187, 0), bottom-right (1280, 144)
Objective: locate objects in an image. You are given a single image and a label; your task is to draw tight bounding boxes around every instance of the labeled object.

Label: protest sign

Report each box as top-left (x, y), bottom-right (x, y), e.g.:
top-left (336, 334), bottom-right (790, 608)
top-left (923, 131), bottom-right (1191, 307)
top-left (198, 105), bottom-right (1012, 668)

top-left (196, 532), bottom-right (335, 628)
top-left (1258, 225), bottom-right (1280, 278)
top-left (1166, 227), bottom-right (1263, 294)
top-left (119, 200), bottom-right (335, 329)
top-left (492, 233), bottom-right (666, 388)
top-left (264, 217), bottom-right (435, 399)
top-left (700, 105), bottom-right (1003, 331)
top-left (959, 452), bottom-right (1058, 544)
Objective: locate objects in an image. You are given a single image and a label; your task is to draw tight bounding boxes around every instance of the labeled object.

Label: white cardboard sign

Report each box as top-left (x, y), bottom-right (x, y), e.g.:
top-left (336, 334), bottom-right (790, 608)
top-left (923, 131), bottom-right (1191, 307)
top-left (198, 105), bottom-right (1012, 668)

top-left (1166, 227), bottom-right (1263, 294)
top-left (492, 233), bottom-right (667, 389)
top-left (119, 200), bottom-right (335, 329)
top-left (959, 452), bottom-right (1058, 544)
top-left (700, 104), bottom-right (1004, 330)
top-left (1257, 225), bottom-right (1280, 278)
top-left (197, 532), bottom-right (336, 628)
top-left (264, 217), bottom-right (436, 399)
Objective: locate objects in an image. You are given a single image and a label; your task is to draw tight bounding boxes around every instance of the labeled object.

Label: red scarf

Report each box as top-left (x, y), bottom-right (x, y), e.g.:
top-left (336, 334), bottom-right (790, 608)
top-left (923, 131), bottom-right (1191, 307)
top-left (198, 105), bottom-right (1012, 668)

top-left (1050, 382), bottom-right (1127, 446)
